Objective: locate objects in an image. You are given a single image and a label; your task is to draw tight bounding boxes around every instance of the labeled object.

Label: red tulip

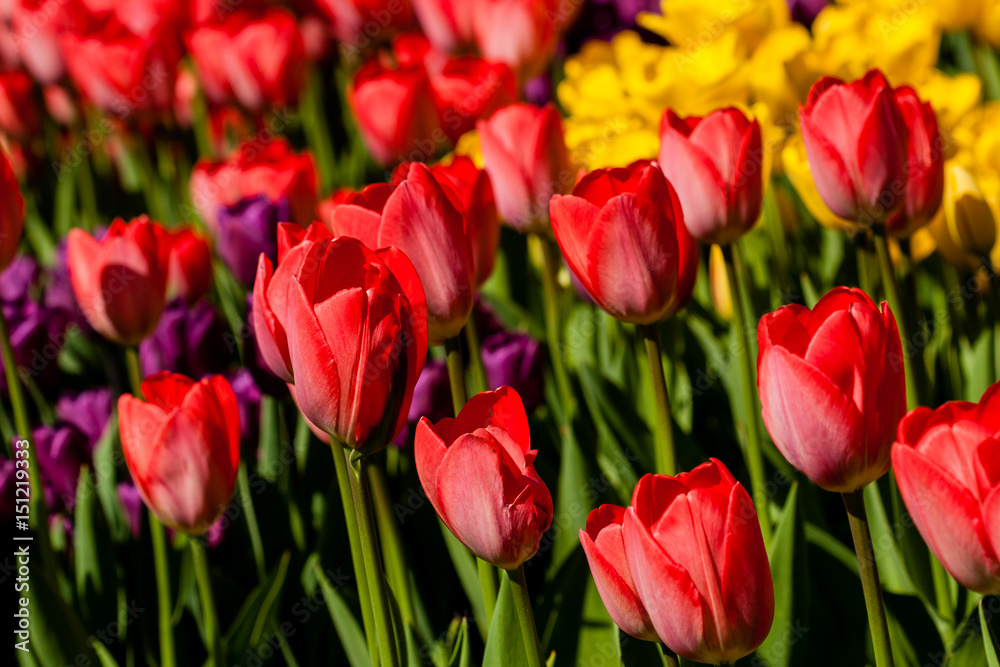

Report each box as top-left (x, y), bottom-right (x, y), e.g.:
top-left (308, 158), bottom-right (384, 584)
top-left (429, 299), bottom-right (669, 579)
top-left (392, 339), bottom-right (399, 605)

top-left (60, 15), bottom-right (181, 116)
top-left (415, 386), bottom-right (552, 569)
top-left (799, 69), bottom-right (908, 225)
top-left (892, 382), bottom-right (1000, 594)
top-left (429, 157), bottom-right (500, 285)
top-left (885, 86), bottom-right (944, 237)
top-left (550, 160), bottom-right (698, 324)
top-left (252, 234), bottom-right (427, 454)
top-left (411, 0), bottom-right (475, 52)
top-left (658, 107), bottom-right (763, 245)
top-left (349, 55), bottom-right (441, 165)
top-left (189, 137), bottom-right (318, 233)
top-left (186, 8), bottom-right (307, 112)
top-left (579, 504), bottom-right (661, 642)
top-left (67, 217), bottom-right (171, 345)
top-left (431, 56), bottom-right (516, 145)
top-left (164, 228), bottom-right (212, 304)
top-left (0, 71), bottom-right (39, 139)
top-left (471, 0), bottom-right (558, 77)
top-left (0, 151), bottom-right (24, 272)
top-left (118, 372), bottom-right (240, 534)
top-left (10, 0), bottom-right (89, 85)
top-left (757, 287), bottom-right (907, 492)
top-left (325, 162), bottom-right (475, 343)
top-left (622, 459), bottom-right (774, 663)
top-left (477, 103), bottom-right (572, 232)
top-left (314, 0), bottom-right (415, 44)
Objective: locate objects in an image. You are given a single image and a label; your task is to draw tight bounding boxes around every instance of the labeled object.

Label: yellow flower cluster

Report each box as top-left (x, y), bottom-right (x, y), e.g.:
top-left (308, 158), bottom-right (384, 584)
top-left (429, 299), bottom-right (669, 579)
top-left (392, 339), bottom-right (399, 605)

top-left (558, 0), bottom-right (1000, 270)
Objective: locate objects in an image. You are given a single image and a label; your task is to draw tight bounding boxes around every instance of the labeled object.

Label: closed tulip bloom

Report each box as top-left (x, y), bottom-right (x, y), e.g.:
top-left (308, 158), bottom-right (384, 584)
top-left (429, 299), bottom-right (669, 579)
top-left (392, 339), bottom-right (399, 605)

top-left (415, 386), bottom-right (552, 569)
top-left (327, 162), bottom-right (475, 343)
top-left (349, 57), bottom-right (441, 166)
top-left (118, 372), bottom-right (240, 534)
top-left (471, 0), bottom-right (558, 77)
top-left (0, 152), bottom-right (24, 272)
top-left (67, 217), bottom-right (170, 346)
top-left (658, 107), bottom-right (763, 245)
top-left (477, 103), bottom-right (572, 232)
top-left (550, 160), bottom-right (698, 324)
top-left (186, 8), bottom-right (307, 112)
top-left (580, 504), bottom-right (661, 642)
top-left (431, 56), bottom-right (516, 145)
top-left (164, 228), bottom-right (212, 304)
top-left (925, 162), bottom-right (997, 272)
top-left (885, 87), bottom-right (945, 237)
top-left (799, 70), bottom-right (908, 225)
top-left (757, 287), bottom-right (907, 492)
top-left (892, 382), bottom-right (1000, 594)
top-left (623, 459), bottom-right (774, 663)
top-left (316, 0), bottom-right (415, 43)
top-left (0, 71), bottom-right (39, 139)
top-left (216, 195), bottom-right (291, 285)
top-left (253, 234), bottom-right (428, 454)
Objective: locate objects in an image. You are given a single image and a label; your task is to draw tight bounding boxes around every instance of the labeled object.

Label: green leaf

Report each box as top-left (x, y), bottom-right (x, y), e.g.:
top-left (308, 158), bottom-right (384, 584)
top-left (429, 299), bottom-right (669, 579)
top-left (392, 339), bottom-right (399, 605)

top-left (864, 481), bottom-right (913, 595)
top-left (981, 600), bottom-right (1000, 667)
top-left (90, 413), bottom-right (129, 542)
top-left (447, 618), bottom-right (470, 667)
top-left (21, 568), bottom-right (94, 667)
top-left (224, 551), bottom-right (291, 660)
top-left (73, 466), bottom-right (118, 629)
top-left (438, 521), bottom-right (487, 637)
top-left (91, 639), bottom-right (120, 667)
top-left (756, 483), bottom-right (806, 667)
top-left (482, 572), bottom-right (527, 667)
top-left (313, 559), bottom-right (372, 667)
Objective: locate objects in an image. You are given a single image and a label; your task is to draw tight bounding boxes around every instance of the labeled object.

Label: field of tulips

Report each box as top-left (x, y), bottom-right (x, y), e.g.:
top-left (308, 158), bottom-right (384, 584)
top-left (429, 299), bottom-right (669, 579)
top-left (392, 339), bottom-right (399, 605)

top-left (4, 0), bottom-right (1000, 666)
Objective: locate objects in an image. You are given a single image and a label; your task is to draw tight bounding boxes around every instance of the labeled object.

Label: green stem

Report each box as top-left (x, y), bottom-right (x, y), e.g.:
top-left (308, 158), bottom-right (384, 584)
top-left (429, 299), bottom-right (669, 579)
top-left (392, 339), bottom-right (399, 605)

top-left (531, 234), bottom-right (574, 423)
top-left (238, 463), bottom-right (267, 582)
top-left (190, 539), bottom-right (224, 666)
top-left (347, 452), bottom-right (399, 667)
top-left (842, 489), bottom-right (895, 667)
top-left (149, 514), bottom-right (176, 667)
top-left (445, 336), bottom-right (468, 416)
top-left (721, 244), bottom-right (772, 543)
top-left (506, 566), bottom-right (544, 667)
top-left (0, 309), bottom-right (30, 454)
top-left (444, 334), bottom-right (498, 626)
top-left (873, 232), bottom-right (921, 410)
top-left (657, 644), bottom-right (680, 667)
top-left (639, 323), bottom-right (676, 476)
top-left (931, 554), bottom-right (954, 631)
top-left (974, 36), bottom-right (1000, 101)
top-left (465, 316), bottom-right (489, 394)
top-left (125, 347), bottom-right (144, 397)
top-left (330, 443), bottom-right (379, 667)
top-left (369, 464), bottom-right (415, 626)
top-left (857, 239), bottom-right (876, 299)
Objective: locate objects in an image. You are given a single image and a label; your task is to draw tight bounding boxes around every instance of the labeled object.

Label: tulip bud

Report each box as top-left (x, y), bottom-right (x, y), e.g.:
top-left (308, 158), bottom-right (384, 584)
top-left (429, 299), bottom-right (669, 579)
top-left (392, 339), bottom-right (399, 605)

top-left (186, 8), bottom-right (308, 112)
top-left (415, 386), bottom-right (553, 569)
top-left (885, 86), bottom-right (945, 237)
top-left (326, 162), bottom-right (476, 343)
top-left (412, 0), bottom-right (475, 52)
top-left (550, 160), bottom-right (698, 324)
top-left (708, 244), bottom-right (733, 320)
top-left (925, 162), bottom-right (997, 272)
top-left (757, 287), bottom-right (907, 492)
top-left (478, 103), bottom-right (573, 232)
top-left (164, 228), bottom-right (212, 304)
top-left (799, 70), bottom-right (908, 228)
top-left (892, 381), bottom-right (1000, 594)
top-left (658, 107), bottom-right (764, 245)
top-left (67, 217), bottom-right (171, 346)
top-left (118, 372), bottom-right (240, 534)
top-left (0, 151), bottom-right (24, 273)
top-left (252, 235), bottom-right (428, 455)
top-left (471, 0), bottom-right (559, 77)
top-left (621, 459), bottom-right (774, 663)
top-left (0, 71), bottom-right (39, 140)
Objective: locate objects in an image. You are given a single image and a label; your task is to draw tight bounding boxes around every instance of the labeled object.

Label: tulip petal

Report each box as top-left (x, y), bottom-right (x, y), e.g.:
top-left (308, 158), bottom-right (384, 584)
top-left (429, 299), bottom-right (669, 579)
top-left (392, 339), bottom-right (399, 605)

top-left (550, 193), bottom-right (601, 298)
top-left (759, 346), bottom-right (867, 491)
top-left (659, 127), bottom-right (727, 241)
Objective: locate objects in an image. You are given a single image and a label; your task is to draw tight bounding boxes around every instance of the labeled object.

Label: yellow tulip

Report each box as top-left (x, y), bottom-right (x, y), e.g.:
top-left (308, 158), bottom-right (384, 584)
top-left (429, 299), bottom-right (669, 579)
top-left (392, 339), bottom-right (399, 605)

top-left (639, 0), bottom-right (789, 53)
top-left (925, 162), bottom-right (997, 272)
top-left (709, 244), bottom-right (733, 321)
top-left (978, 0), bottom-right (1000, 49)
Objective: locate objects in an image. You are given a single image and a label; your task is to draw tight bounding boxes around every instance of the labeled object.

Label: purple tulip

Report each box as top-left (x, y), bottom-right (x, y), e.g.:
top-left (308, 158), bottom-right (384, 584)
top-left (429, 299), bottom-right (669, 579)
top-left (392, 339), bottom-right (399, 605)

top-left (564, 0), bottom-right (662, 50)
top-left (44, 241), bottom-right (86, 326)
top-left (117, 482), bottom-right (143, 538)
top-left (1, 298), bottom-right (67, 396)
top-left (33, 423), bottom-right (89, 512)
top-left (394, 359), bottom-right (452, 447)
top-left (139, 300), bottom-right (234, 379)
top-left (229, 368), bottom-right (262, 445)
top-left (481, 331), bottom-right (545, 413)
top-left (787, 0), bottom-right (828, 27)
top-left (0, 256), bottom-right (38, 303)
top-left (55, 388), bottom-right (113, 452)
top-left (216, 195), bottom-right (292, 285)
